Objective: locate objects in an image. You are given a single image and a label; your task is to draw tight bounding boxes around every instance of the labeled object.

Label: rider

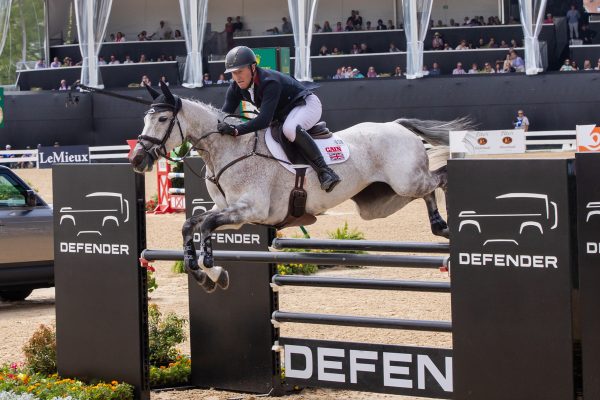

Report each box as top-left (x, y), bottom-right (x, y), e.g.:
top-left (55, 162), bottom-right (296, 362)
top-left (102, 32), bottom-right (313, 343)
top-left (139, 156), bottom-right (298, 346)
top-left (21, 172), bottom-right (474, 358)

top-left (217, 46), bottom-right (341, 192)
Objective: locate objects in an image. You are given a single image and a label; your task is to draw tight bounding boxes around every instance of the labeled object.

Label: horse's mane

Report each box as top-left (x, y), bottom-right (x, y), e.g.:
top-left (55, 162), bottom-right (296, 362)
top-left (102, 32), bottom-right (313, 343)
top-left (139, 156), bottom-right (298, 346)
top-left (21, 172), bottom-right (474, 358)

top-left (184, 98), bottom-right (245, 125)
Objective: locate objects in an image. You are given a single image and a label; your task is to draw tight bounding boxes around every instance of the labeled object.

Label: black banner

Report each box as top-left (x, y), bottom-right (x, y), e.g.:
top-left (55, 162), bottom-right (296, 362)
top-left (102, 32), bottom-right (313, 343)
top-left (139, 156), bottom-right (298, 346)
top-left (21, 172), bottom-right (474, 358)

top-left (38, 145), bottom-right (90, 169)
top-left (576, 152), bottom-right (600, 399)
top-left (183, 157), bottom-right (279, 393)
top-left (448, 159), bottom-right (576, 400)
top-left (53, 164), bottom-right (149, 400)
top-left (280, 337), bottom-right (452, 399)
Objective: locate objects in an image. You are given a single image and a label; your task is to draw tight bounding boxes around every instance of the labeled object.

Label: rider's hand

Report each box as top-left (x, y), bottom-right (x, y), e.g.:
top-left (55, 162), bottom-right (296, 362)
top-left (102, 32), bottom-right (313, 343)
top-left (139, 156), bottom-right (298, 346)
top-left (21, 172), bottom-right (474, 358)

top-left (217, 121), bottom-right (238, 136)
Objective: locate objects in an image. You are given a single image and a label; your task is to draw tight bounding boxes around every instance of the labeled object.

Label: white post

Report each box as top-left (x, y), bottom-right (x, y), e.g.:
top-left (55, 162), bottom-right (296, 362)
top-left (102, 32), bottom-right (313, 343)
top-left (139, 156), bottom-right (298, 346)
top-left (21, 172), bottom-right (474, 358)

top-left (408, 0), bottom-right (419, 78)
top-left (298, 0), bottom-right (307, 80)
top-left (190, 0), bottom-right (199, 86)
top-left (86, 2), bottom-right (97, 87)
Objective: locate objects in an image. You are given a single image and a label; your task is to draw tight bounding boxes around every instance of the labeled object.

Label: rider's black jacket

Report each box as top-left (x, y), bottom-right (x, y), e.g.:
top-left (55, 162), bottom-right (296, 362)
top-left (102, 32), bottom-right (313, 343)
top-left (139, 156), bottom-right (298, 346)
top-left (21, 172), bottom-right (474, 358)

top-left (221, 67), bottom-right (316, 135)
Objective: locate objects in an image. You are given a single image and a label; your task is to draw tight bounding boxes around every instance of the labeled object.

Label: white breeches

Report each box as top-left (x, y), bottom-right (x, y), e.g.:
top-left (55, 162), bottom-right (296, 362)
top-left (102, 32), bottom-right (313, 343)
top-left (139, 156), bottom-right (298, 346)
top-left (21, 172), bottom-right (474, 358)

top-left (282, 94), bottom-right (323, 142)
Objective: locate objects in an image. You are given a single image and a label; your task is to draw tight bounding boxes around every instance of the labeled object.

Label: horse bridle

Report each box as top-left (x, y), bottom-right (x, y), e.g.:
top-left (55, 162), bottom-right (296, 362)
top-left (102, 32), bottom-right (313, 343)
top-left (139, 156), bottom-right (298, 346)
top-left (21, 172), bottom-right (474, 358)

top-left (137, 97), bottom-right (186, 162)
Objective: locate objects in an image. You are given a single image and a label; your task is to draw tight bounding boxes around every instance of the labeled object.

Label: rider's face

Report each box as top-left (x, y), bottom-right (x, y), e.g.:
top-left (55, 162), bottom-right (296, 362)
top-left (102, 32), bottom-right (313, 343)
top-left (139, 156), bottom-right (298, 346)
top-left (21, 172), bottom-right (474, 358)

top-left (232, 65), bottom-right (254, 90)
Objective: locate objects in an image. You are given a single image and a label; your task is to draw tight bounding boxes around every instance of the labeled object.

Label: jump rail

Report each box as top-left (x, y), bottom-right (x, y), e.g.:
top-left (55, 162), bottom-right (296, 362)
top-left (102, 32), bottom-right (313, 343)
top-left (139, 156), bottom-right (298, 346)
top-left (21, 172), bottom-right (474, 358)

top-left (272, 238), bottom-right (450, 253)
top-left (271, 274), bottom-right (451, 292)
top-left (141, 249), bottom-right (449, 268)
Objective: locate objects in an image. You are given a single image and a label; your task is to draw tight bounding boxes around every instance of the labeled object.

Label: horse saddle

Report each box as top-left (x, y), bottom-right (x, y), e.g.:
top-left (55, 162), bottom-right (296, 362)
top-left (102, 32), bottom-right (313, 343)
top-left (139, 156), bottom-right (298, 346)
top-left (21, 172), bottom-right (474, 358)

top-left (270, 121), bottom-right (331, 165)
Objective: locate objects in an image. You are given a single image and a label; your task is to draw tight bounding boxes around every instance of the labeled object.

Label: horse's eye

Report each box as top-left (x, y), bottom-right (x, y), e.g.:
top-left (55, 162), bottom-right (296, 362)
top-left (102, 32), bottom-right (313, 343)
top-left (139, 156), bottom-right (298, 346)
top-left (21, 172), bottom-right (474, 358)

top-left (158, 116), bottom-right (168, 122)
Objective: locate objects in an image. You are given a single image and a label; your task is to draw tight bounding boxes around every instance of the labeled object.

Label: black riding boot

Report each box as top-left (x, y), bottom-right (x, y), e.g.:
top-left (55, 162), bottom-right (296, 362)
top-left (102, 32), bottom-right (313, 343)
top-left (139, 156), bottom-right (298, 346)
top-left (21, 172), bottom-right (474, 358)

top-left (293, 126), bottom-right (341, 192)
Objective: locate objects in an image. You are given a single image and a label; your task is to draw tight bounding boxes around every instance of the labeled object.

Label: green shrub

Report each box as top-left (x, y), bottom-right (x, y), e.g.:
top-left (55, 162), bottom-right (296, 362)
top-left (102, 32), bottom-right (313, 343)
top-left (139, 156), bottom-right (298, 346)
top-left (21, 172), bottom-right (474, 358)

top-left (328, 221), bottom-right (365, 241)
top-left (172, 260), bottom-right (185, 274)
top-left (148, 304), bottom-right (187, 367)
top-left (21, 325), bottom-right (56, 375)
top-left (277, 262), bottom-right (318, 275)
top-left (149, 356), bottom-right (191, 388)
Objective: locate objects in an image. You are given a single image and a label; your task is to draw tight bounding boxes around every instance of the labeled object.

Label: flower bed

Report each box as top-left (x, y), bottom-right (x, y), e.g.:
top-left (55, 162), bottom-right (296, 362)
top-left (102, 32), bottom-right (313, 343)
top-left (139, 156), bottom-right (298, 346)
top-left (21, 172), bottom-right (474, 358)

top-left (149, 356), bottom-right (191, 388)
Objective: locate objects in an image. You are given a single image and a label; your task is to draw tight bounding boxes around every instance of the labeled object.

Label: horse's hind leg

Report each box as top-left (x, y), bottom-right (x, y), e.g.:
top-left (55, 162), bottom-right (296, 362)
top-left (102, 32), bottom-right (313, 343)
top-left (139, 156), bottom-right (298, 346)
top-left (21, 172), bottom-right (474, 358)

top-left (424, 166), bottom-right (449, 239)
top-left (182, 212), bottom-right (220, 293)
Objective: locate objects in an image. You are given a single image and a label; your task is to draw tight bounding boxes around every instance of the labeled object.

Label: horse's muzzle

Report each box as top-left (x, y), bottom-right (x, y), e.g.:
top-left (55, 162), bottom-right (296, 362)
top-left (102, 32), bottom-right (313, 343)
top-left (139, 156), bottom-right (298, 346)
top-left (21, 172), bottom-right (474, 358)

top-left (129, 144), bottom-right (154, 173)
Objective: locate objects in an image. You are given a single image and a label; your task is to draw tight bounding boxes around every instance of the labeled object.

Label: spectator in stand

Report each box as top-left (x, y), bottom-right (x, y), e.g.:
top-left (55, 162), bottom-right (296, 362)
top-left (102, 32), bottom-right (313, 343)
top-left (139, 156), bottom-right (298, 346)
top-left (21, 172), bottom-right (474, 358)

top-left (365, 21), bottom-right (372, 30)
top-left (158, 54), bottom-right (167, 62)
top-left (436, 20), bottom-right (445, 27)
top-left (345, 20), bottom-right (354, 31)
top-left (342, 66), bottom-right (352, 78)
top-left (137, 30), bottom-right (149, 41)
top-left (318, 45), bottom-right (329, 56)
top-left (282, 17), bottom-right (292, 34)
top-left (225, 17), bottom-right (235, 49)
top-left (335, 22), bottom-right (343, 32)
top-left (560, 59), bottom-right (575, 71)
top-left (62, 57), bottom-right (73, 67)
top-left (456, 40), bottom-right (468, 50)
top-left (151, 20), bottom-right (172, 40)
top-left (430, 62), bottom-right (441, 75)
top-left (583, 59), bottom-right (593, 70)
top-left (422, 65), bottom-right (430, 76)
top-left (432, 32), bottom-right (444, 50)
top-left (393, 66), bottom-right (402, 77)
top-left (50, 57), bottom-right (61, 68)
top-left (571, 60), bottom-right (579, 70)
top-left (332, 68), bottom-right (344, 79)
top-left (58, 79), bottom-right (70, 90)
top-left (581, 24), bottom-right (596, 45)
top-left (509, 50), bottom-right (525, 72)
top-left (443, 43), bottom-right (452, 50)
top-left (485, 38), bottom-right (498, 48)
top-left (3, 145), bottom-right (16, 168)
top-left (595, 58), bottom-right (600, 70)
top-left (35, 59), bottom-right (46, 69)
top-left (503, 56), bottom-right (514, 72)
top-left (389, 42), bottom-right (400, 52)
top-left (452, 62), bottom-right (466, 75)
top-left (217, 73), bottom-right (228, 84)
top-left (233, 16), bottom-right (243, 32)
top-left (476, 38), bottom-right (485, 48)
top-left (331, 47), bottom-right (342, 55)
top-left (139, 54), bottom-right (147, 63)
top-left (123, 55), bottom-right (133, 64)
top-left (462, 17), bottom-right (470, 26)
top-left (388, 20), bottom-right (395, 29)
top-left (376, 19), bottom-right (387, 30)
top-left (499, 40), bottom-right (509, 48)
top-left (350, 43), bottom-right (360, 54)
top-left (314, 24), bottom-right (322, 33)
top-left (322, 21), bottom-right (332, 32)
top-left (174, 29), bottom-right (183, 39)
top-left (482, 62), bottom-right (495, 73)
top-left (115, 32), bottom-right (126, 42)
top-left (495, 61), bottom-right (504, 73)
top-left (510, 39), bottom-right (518, 48)
top-left (351, 68), bottom-right (364, 78)
top-left (140, 75), bottom-right (152, 86)
top-left (544, 13), bottom-right (553, 24)
top-left (513, 110), bottom-right (529, 131)
top-left (567, 5), bottom-right (580, 39)
top-left (97, 56), bottom-right (107, 65)
top-left (109, 33), bottom-right (115, 42)
top-left (109, 55), bottom-right (120, 64)
top-left (348, 10), bottom-right (362, 30)
top-left (468, 63), bottom-right (479, 74)
top-left (367, 66), bottom-right (378, 78)
top-left (359, 43), bottom-right (371, 53)
top-left (203, 73), bottom-right (212, 85)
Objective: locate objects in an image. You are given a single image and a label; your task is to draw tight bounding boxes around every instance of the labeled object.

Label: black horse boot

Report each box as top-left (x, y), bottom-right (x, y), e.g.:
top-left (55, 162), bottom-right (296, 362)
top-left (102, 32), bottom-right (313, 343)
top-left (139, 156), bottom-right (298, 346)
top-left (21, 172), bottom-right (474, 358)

top-left (293, 126), bottom-right (341, 192)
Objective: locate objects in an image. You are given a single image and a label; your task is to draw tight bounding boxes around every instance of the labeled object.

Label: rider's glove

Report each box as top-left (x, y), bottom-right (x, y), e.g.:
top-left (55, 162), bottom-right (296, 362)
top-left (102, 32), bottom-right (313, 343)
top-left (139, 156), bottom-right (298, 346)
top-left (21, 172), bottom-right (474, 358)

top-left (217, 121), bottom-right (238, 136)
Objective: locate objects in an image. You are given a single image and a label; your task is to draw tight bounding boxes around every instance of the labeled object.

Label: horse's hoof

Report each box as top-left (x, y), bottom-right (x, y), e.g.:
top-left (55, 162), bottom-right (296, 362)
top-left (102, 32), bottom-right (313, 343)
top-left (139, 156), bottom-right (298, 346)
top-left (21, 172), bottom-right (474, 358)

top-left (433, 227), bottom-right (450, 239)
top-left (202, 254), bottom-right (214, 269)
top-left (216, 270), bottom-right (230, 290)
top-left (200, 277), bottom-right (217, 293)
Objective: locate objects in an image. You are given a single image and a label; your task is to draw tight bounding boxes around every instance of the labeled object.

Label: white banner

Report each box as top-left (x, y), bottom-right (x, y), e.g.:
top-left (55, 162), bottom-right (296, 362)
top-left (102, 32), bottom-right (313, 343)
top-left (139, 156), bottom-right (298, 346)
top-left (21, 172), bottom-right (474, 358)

top-left (450, 130), bottom-right (526, 155)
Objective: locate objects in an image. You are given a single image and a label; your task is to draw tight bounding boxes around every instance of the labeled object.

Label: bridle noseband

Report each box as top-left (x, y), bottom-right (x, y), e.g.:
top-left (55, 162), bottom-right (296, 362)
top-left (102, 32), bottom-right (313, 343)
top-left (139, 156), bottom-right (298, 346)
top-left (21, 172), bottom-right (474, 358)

top-left (137, 96), bottom-right (185, 162)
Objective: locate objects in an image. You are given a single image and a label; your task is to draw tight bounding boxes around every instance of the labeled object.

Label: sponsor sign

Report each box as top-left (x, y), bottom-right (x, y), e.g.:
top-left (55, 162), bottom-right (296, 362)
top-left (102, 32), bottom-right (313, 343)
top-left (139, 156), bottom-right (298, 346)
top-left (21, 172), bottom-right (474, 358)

top-left (53, 164), bottom-right (149, 400)
top-left (576, 153), bottom-right (600, 399)
top-left (38, 145), bottom-right (90, 168)
top-left (450, 130), bottom-right (526, 155)
top-left (281, 338), bottom-right (452, 398)
top-left (576, 124), bottom-right (600, 152)
top-left (449, 159), bottom-right (576, 400)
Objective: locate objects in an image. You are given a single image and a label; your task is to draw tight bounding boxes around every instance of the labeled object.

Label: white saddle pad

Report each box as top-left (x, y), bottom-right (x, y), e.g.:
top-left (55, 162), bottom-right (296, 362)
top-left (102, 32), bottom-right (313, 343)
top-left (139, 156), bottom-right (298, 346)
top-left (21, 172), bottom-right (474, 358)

top-left (265, 127), bottom-right (351, 174)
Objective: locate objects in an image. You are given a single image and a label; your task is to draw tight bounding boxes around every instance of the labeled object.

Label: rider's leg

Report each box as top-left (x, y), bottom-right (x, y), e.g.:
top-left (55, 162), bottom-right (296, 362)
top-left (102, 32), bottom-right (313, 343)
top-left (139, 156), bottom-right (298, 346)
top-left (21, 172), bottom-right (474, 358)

top-left (283, 95), bottom-right (341, 192)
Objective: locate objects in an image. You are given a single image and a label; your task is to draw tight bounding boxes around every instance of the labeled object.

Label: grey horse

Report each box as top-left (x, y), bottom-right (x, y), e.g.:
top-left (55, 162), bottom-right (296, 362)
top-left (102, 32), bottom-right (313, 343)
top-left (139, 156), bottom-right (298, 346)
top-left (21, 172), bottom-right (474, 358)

top-left (130, 82), bottom-right (473, 292)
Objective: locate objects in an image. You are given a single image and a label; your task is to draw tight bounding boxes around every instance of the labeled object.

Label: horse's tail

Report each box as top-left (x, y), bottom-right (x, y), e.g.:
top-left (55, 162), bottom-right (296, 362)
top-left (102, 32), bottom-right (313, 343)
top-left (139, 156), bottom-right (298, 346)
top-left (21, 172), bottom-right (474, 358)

top-left (394, 116), bottom-right (476, 147)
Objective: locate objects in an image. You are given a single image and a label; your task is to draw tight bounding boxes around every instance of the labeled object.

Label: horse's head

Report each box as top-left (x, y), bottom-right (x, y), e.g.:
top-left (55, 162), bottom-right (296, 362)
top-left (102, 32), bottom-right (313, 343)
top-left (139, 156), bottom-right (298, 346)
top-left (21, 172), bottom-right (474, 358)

top-left (130, 81), bottom-right (185, 172)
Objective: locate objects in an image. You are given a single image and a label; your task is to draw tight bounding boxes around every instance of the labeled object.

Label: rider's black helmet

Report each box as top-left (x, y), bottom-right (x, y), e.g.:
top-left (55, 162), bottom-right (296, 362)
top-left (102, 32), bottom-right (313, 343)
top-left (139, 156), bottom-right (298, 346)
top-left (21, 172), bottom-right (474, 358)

top-left (224, 46), bottom-right (257, 73)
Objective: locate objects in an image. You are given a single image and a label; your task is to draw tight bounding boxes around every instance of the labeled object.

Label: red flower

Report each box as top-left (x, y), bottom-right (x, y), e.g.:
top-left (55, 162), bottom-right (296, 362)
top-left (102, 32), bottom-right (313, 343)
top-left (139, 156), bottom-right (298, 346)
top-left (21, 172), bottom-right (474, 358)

top-left (147, 266), bottom-right (156, 272)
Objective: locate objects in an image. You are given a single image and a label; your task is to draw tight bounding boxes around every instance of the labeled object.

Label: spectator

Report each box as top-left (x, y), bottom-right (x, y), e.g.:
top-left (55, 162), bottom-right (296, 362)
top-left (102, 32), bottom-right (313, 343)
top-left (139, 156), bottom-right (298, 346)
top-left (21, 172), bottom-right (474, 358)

top-left (376, 19), bottom-right (387, 30)
top-left (350, 43), bottom-right (360, 54)
top-left (58, 79), bottom-right (70, 90)
top-left (595, 58), bottom-right (600, 70)
top-left (452, 62), bottom-right (466, 75)
top-left (436, 20), bottom-right (445, 27)
top-left (109, 33), bottom-right (115, 42)
top-left (482, 62), bottom-right (495, 73)
top-left (359, 43), bottom-right (371, 53)
top-left (123, 55), bottom-right (133, 64)
top-left (422, 65), bottom-right (430, 76)
top-left (432, 32), bottom-right (444, 50)
top-left (140, 75), bottom-right (152, 87)
top-left (335, 22), bottom-right (343, 32)
top-left (351, 68), bottom-right (364, 78)
top-left (443, 43), bottom-right (452, 50)
top-left (62, 57), bottom-right (73, 67)
top-left (318, 45), bottom-right (329, 56)
top-left (388, 20), bottom-right (395, 29)
top-left (495, 61), bottom-right (504, 73)
top-left (3, 145), bottom-right (15, 168)
top-left (109, 55), bottom-right (120, 65)
top-left (151, 20), bottom-right (172, 40)
top-left (560, 59), bottom-right (575, 71)
top-left (389, 42), bottom-right (400, 52)
top-left (367, 66), bottom-right (377, 78)
top-left (19, 146), bottom-right (34, 169)
top-left (332, 68), bottom-right (344, 79)
top-left (509, 50), bottom-right (525, 72)
top-left (485, 38), bottom-right (498, 48)
top-left (50, 57), bottom-right (61, 68)
top-left (581, 24), bottom-right (596, 45)
top-left (468, 63), bottom-right (479, 74)
top-left (139, 54), bottom-right (147, 63)
top-left (282, 17), bottom-right (292, 34)
top-left (455, 40), bottom-right (468, 50)
top-left (499, 40), bottom-right (509, 48)
top-left (97, 56), bottom-right (107, 65)
top-left (430, 62), bottom-right (441, 76)
top-left (476, 38), bottom-right (485, 48)
top-left (510, 39), bottom-right (518, 48)
top-left (203, 73), bottom-right (212, 85)
top-left (174, 29), bottom-right (183, 39)
top-left (583, 59), bottom-right (593, 70)
top-left (35, 59), bottom-right (46, 69)
top-left (314, 24), bottom-right (322, 33)
top-left (225, 17), bottom-right (235, 49)
top-left (503, 56), bottom-right (514, 72)
top-left (323, 21), bottom-right (332, 32)
top-left (115, 32), bottom-right (126, 42)
top-left (331, 47), bottom-right (342, 55)
top-left (233, 16), bottom-right (243, 32)
top-left (345, 20), bottom-right (354, 31)
top-left (349, 10), bottom-right (362, 30)
top-left (544, 13), bottom-right (553, 24)
top-left (566, 5), bottom-right (580, 39)
top-left (462, 17), bottom-right (470, 26)
top-left (137, 30), bottom-right (149, 41)
top-left (344, 66), bottom-right (353, 78)
top-left (217, 73), bottom-right (228, 84)
top-left (393, 66), bottom-right (402, 77)
top-left (365, 21), bottom-right (372, 30)
top-left (514, 110), bottom-right (529, 131)
top-left (160, 76), bottom-right (169, 86)
top-left (571, 60), bottom-right (579, 70)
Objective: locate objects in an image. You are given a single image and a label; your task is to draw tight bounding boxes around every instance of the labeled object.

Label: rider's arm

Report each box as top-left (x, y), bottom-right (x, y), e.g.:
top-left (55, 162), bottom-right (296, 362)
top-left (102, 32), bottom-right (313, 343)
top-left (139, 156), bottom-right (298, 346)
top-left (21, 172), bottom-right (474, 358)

top-left (234, 81), bottom-right (281, 135)
top-left (222, 84), bottom-right (242, 114)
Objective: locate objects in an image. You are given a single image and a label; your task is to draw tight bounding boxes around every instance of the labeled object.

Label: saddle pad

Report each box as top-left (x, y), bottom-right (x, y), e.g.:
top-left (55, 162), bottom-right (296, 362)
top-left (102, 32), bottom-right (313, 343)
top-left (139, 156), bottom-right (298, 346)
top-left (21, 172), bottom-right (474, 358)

top-left (265, 127), bottom-right (350, 174)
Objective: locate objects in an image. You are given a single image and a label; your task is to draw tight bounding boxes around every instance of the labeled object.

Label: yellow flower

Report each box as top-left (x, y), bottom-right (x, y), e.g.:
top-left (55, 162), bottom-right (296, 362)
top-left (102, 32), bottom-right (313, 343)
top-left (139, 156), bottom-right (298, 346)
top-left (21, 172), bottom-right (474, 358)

top-left (111, 380), bottom-right (118, 385)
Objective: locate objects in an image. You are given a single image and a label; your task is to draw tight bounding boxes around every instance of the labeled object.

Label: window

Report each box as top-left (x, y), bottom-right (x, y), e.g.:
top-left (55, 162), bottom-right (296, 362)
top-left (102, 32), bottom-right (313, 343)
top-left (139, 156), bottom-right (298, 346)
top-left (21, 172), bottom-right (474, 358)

top-left (0, 174), bottom-right (26, 207)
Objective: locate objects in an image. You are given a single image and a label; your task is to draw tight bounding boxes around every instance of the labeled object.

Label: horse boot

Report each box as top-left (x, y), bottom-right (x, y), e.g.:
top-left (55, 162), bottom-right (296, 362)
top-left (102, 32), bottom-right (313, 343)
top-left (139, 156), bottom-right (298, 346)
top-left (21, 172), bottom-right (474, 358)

top-left (293, 126), bottom-right (341, 192)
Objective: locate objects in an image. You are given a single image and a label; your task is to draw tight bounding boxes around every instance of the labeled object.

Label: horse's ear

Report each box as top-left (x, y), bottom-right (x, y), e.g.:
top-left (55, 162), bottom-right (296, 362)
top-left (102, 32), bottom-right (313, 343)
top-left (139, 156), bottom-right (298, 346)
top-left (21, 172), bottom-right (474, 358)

top-left (146, 84), bottom-right (160, 100)
top-left (159, 80), bottom-right (175, 103)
